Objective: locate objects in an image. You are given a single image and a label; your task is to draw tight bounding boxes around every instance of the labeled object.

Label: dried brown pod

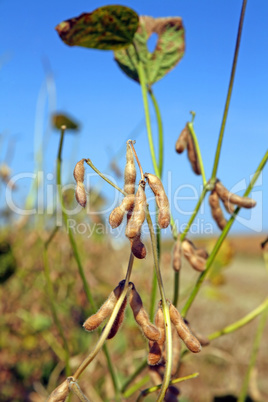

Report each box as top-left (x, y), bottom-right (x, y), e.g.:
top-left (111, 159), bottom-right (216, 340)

top-left (175, 125), bottom-right (189, 154)
top-left (125, 182), bottom-right (146, 239)
top-left (129, 283), bottom-right (160, 342)
top-left (73, 159), bottom-right (87, 207)
top-left (186, 131), bottom-right (201, 175)
top-left (172, 238), bottom-right (182, 272)
top-left (184, 238), bottom-right (209, 259)
top-left (215, 180), bottom-right (256, 209)
top-left (181, 239), bottom-right (207, 272)
top-left (195, 247), bottom-right (209, 260)
top-left (83, 282), bottom-right (123, 332)
top-left (148, 340), bottom-right (162, 366)
top-left (47, 379), bottom-right (70, 402)
top-left (209, 189), bottom-right (227, 230)
top-left (107, 296), bottom-right (127, 339)
top-left (222, 197), bottom-right (236, 214)
top-left (130, 236), bottom-right (147, 259)
top-left (144, 173), bottom-right (170, 229)
top-left (73, 159), bottom-right (85, 183)
top-left (75, 181), bottom-right (87, 208)
top-left (184, 318), bottom-right (210, 347)
top-left (169, 303), bottom-right (201, 353)
top-left (109, 194), bottom-right (135, 229)
top-left (124, 142), bottom-right (136, 195)
top-left (148, 304), bottom-right (166, 365)
top-left (171, 325), bottom-right (181, 376)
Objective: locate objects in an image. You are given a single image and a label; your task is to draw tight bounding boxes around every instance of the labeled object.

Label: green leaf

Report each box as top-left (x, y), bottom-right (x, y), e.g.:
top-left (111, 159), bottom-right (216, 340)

top-left (55, 5), bottom-right (139, 50)
top-left (52, 113), bottom-right (80, 131)
top-left (114, 16), bottom-right (185, 85)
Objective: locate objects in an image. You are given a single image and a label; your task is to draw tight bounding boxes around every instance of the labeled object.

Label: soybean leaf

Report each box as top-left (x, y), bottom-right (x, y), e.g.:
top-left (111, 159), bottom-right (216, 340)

top-left (55, 5), bottom-right (139, 51)
top-left (114, 16), bottom-right (185, 85)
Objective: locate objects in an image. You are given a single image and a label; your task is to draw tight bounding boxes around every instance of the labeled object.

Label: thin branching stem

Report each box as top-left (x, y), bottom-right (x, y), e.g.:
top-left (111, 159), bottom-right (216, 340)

top-left (68, 379), bottom-right (90, 402)
top-left (56, 133), bottom-right (95, 309)
top-left (238, 304), bottom-right (268, 402)
top-left (123, 375), bottom-right (150, 399)
top-left (181, 150), bottom-right (268, 317)
top-left (121, 359), bottom-right (148, 394)
top-left (86, 158), bottom-right (126, 196)
top-left (146, 208), bottom-right (172, 402)
top-left (136, 59), bottom-right (160, 178)
top-left (43, 245), bottom-right (71, 376)
top-left (129, 140), bottom-right (144, 180)
top-left (148, 88), bottom-right (164, 177)
top-left (136, 372), bottom-right (199, 401)
top-left (172, 187), bottom-right (207, 306)
top-left (56, 128), bottom-right (119, 394)
top-left (211, 0), bottom-right (248, 181)
top-left (208, 297), bottom-right (268, 341)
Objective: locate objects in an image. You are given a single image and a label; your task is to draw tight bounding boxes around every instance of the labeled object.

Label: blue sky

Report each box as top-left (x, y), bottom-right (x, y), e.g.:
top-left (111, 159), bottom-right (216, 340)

top-left (1, 0), bottom-right (268, 235)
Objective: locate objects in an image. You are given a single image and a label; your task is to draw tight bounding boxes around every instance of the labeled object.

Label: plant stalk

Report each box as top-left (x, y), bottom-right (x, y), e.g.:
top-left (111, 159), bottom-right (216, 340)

top-left (211, 0), bottom-right (248, 180)
top-left (137, 60), bottom-right (160, 178)
top-left (181, 150), bottom-right (268, 317)
top-left (238, 304), bottom-right (268, 402)
top-left (208, 297), bottom-right (268, 341)
top-left (146, 208), bottom-right (172, 402)
top-left (137, 372), bottom-right (199, 401)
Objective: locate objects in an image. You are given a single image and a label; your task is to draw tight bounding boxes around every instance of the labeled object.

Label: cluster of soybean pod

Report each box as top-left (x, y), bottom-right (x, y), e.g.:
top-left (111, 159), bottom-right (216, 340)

top-left (58, 133), bottom-right (256, 402)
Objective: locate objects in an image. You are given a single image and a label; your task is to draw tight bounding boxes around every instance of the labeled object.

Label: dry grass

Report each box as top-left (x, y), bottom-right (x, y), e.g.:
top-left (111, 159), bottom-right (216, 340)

top-left (0, 229), bottom-right (267, 401)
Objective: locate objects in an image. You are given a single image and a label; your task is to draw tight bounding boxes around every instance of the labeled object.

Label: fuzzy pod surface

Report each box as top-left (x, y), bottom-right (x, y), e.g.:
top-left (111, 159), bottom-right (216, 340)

top-left (209, 190), bottom-right (227, 230)
top-left (109, 194), bottom-right (135, 229)
top-left (175, 125), bottom-right (189, 154)
top-left (124, 142), bottom-right (136, 195)
top-left (83, 282), bottom-right (123, 331)
top-left (169, 303), bottom-right (201, 353)
top-left (215, 180), bottom-right (256, 209)
top-left (129, 284), bottom-right (160, 342)
top-left (125, 183), bottom-right (146, 239)
top-left (144, 173), bottom-right (170, 229)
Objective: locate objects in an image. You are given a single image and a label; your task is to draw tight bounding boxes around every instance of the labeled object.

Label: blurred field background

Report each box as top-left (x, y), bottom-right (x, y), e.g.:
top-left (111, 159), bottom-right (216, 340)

top-left (1, 1), bottom-right (268, 400)
top-left (1, 223), bottom-right (267, 401)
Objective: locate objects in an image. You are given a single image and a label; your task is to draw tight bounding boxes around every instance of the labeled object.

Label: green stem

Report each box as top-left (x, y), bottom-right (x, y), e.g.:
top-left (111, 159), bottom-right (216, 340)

top-left (180, 187), bottom-right (207, 243)
top-left (208, 297), bottom-right (268, 341)
top-left (121, 359), bottom-right (148, 394)
top-left (148, 88), bottom-right (164, 178)
top-left (172, 187), bottom-right (208, 306)
top-left (56, 130), bottom-right (95, 309)
top-left (68, 379), bottom-right (90, 402)
top-left (181, 150), bottom-right (268, 317)
top-left (56, 128), bottom-right (119, 395)
top-left (149, 215), bottom-right (160, 321)
top-left (146, 208), bottom-right (172, 402)
top-left (137, 60), bottom-right (160, 178)
top-left (187, 121), bottom-right (207, 186)
top-left (43, 245), bottom-right (70, 376)
top-left (123, 375), bottom-right (150, 399)
top-left (86, 159), bottom-right (125, 196)
top-left (73, 253), bottom-right (134, 380)
top-left (238, 305), bottom-right (268, 402)
top-left (137, 372), bottom-right (199, 401)
top-left (211, 0), bottom-right (248, 180)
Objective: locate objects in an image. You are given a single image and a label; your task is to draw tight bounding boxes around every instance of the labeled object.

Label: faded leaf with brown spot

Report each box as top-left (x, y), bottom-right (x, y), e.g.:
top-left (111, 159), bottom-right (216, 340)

top-left (114, 15), bottom-right (185, 85)
top-left (55, 5), bottom-right (139, 51)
